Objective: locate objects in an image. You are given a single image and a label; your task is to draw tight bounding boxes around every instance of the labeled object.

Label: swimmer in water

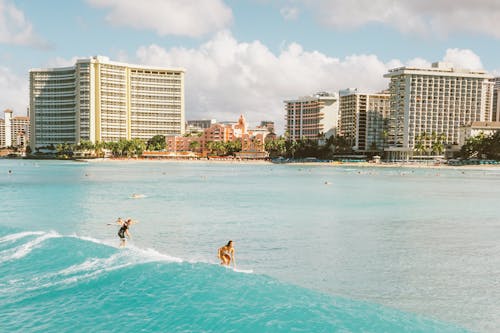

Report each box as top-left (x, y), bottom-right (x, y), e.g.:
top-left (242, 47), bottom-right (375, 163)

top-left (218, 240), bottom-right (236, 267)
top-left (116, 218), bottom-right (136, 247)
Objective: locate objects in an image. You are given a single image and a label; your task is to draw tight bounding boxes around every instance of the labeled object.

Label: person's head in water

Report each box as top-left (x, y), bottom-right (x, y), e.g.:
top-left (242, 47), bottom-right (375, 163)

top-left (226, 240), bottom-right (233, 247)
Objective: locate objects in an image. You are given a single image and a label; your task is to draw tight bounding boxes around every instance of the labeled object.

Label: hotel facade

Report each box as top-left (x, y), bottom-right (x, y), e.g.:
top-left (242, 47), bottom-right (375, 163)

top-left (1, 109), bottom-right (30, 148)
top-left (492, 77), bottom-right (500, 122)
top-left (384, 62), bottom-right (494, 160)
top-left (29, 56), bottom-right (185, 149)
top-left (285, 92), bottom-right (339, 141)
top-left (339, 90), bottom-right (390, 152)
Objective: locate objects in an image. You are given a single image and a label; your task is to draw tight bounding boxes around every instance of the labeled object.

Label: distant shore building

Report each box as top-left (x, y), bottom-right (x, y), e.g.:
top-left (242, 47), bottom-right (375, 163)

top-left (384, 62), bottom-right (494, 160)
top-left (29, 56), bottom-right (185, 149)
top-left (0, 109), bottom-right (30, 148)
top-left (339, 90), bottom-right (390, 153)
top-left (185, 119), bottom-right (216, 134)
top-left (459, 121), bottom-right (500, 147)
top-left (285, 92), bottom-right (339, 141)
top-left (166, 115), bottom-right (270, 158)
top-left (260, 121), bottom-right (275, 133)
top-left (492, 77), bottom-right (500, 122)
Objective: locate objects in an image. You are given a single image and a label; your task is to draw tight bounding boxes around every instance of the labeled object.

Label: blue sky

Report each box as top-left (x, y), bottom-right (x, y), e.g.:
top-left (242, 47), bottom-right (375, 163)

top-left (2, 0), bottom-right (500, 132)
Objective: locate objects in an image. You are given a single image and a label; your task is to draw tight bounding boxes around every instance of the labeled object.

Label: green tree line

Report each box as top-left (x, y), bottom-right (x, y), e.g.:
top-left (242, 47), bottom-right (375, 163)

top-left (460, 131), bottom-right (500, 160)
top-left (49, 135), bottom-right (168, 158)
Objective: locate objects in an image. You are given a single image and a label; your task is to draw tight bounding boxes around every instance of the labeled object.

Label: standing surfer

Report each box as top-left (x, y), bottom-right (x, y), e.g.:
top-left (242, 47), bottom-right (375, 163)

top-left (116, 218), bottom-right (136, 247)
top-left (218, 240), bottom-right (236, 267)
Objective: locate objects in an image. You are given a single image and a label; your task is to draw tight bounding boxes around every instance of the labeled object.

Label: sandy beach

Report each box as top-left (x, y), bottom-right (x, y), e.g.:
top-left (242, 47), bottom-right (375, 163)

top-left (81, 157), bottom-right (500, 171)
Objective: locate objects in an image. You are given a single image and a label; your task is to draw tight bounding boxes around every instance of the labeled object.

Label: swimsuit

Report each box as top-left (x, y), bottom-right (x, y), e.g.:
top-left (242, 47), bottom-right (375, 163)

top-left (118, 223), bottom-right (129, 240)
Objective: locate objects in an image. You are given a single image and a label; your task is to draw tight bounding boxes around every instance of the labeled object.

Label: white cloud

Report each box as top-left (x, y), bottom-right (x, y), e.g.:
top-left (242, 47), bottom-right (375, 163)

top-left (280, 6), bottom-right (299, 20)
top-left (134, 34), bottom-right (492, 133)
top-left (86, 0), bottom-right (233, 37)
top-left (443, 48), bottom-right (483, 70)
top-left (0, 0), bottom-right (48, 48)
top-left (135, 31), bottom-right (395, 132)
top-left (44, 56), bottom-right (84, 68)
top-left (406, 57), bottom-right (432, 68)
top-left (299, 0), bottom-right (500, 38)
top-left (0, 67), bottom-right (28, 116)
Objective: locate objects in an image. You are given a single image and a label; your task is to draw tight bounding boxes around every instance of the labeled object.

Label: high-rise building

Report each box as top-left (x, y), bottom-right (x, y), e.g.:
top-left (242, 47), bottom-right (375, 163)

top-left (4, 109), bottom-right (12, 148)
top-left (0, 109), bottom-right (30, 148)
top-left (339, 90), bottom-right (390, 152)
top-left (260, 121), bottom-right (275, 133)
top-left (384, 62), bottom-right (494, 160)
top-left (29, 56), bottom-right (185, 149)
top-left (0, 118), bottom-right (4, 148)
top-left (285, 92), bottom-right (339, 141)
top-left (12, 115), bottom-right (30, 148)
top-left (492, 77), bottom-right (500, 122)
top-left (186, 119), bottom-right (216, 134)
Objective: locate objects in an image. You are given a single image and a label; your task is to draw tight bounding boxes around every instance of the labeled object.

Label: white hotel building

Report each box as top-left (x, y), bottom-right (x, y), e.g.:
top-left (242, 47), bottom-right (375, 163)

top-left (339, 89), bottom-right (390, 152)
top-left (285, 92), bottom-right (339, 141)
top-left (0, 109), bottom-right (30, 148)
top-left (384, 62), bottom-right (494, 160)
top-left (30, 56), bottom-right (185, 149)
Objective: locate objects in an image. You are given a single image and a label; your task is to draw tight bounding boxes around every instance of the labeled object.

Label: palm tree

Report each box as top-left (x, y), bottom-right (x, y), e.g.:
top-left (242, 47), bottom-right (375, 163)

top-left (207, 141), bottom-right (226, 156)
top-left (414, 133), bottom-right (427, 156)
top-left (189, 140), bottom-right (201, 152)
top-left (95, 141), bottom-right (105, 157)
top-left (147, 135), bottom-right (166, 151)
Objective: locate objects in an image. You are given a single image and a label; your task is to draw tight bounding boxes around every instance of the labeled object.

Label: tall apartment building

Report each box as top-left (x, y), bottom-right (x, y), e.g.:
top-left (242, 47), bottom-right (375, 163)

top-left (30, 56), bottom-right (184, 149)
top-left (285, 92), bottom-right (339, 141)
top-left (4, 109), bottom-right (12, 148)
top-left (492, 77), bottom-right (500, 122)
top-left (186, 119), bottom-right (216, 134)
top-left (0, 118), bottom-right (4, 147)
top-left (384, 62), bottom-right (494, 160)
top-left (12, 115), bottom-right (30, 148)
top-left (339, 90), bottom-right (390, 152)
top-left (0, 109), bottom-right (30, 148)
top-left (260, 121), bottom-right (275, 133)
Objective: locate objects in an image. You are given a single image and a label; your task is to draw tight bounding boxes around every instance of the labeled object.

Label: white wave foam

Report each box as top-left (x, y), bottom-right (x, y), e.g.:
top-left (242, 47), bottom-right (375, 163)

top-left (0, 231), bottom-right (61, 263)
top-left (70, 234), bottom-right (183, 263)
top-left (23, 246), bottom-right (182, 291)
top-left (186, 257), bottom-right (254, 274)
top-left (126, 245), bottom-right (183, 263)
top-left (0, 231), bottom-right (45, 244)
top-left (70, 234), bottom-right (118, 249)
top-left (232, 267), bottom-right (254, 274)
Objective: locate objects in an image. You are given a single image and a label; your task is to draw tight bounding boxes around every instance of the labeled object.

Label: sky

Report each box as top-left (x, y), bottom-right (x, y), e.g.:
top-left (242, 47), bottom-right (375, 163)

top-left (1, 0), bottom-right (500, 133)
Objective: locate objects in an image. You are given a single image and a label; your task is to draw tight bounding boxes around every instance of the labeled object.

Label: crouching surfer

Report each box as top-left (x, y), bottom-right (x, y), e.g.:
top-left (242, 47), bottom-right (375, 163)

top-left (218, 240), bottom-right (236, 267)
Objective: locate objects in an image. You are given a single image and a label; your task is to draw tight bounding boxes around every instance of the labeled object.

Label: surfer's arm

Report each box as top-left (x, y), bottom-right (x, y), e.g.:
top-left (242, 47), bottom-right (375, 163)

top-left (125, 230), bottom-right (131, 239)
top-left (231, 250), bottom-right (236, 267)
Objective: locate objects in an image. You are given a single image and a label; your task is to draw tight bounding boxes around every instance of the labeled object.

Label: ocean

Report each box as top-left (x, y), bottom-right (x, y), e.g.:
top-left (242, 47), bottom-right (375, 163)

top-left (1, 159), bottom-right (499, 332)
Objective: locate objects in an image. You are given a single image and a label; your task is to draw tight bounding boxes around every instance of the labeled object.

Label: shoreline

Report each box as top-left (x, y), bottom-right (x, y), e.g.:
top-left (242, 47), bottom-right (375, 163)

top-left (79, 157), bottom-right (500, 170)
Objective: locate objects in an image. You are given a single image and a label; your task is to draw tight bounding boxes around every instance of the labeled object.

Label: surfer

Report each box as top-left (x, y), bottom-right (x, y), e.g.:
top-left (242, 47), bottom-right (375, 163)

top-left (116, 218), bottom-right (135, 247)
top-left (218, 240), bottom-right (236, 267)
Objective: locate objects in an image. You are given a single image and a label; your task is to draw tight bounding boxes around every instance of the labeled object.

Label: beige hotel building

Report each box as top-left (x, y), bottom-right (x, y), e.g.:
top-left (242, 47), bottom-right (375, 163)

top-left (30, 56), bottom-right (184, 149)
top-left (339, 89), bottom-right (390, 152)
top-left (285, 92), bottom-right (339, 141)
top-left (1, 109), bottom-right (30, 148)
top-left (384, 62), bottom-right (494, 160)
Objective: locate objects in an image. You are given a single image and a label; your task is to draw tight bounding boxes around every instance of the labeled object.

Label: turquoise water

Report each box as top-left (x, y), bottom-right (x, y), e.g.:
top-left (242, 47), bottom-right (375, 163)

top-left (1, 160), bottom-right (499, 332)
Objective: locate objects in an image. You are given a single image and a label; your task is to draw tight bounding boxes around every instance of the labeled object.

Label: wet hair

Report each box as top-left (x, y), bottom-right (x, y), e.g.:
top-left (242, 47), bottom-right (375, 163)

top-left (226, 240), bottom-right (233, 246)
